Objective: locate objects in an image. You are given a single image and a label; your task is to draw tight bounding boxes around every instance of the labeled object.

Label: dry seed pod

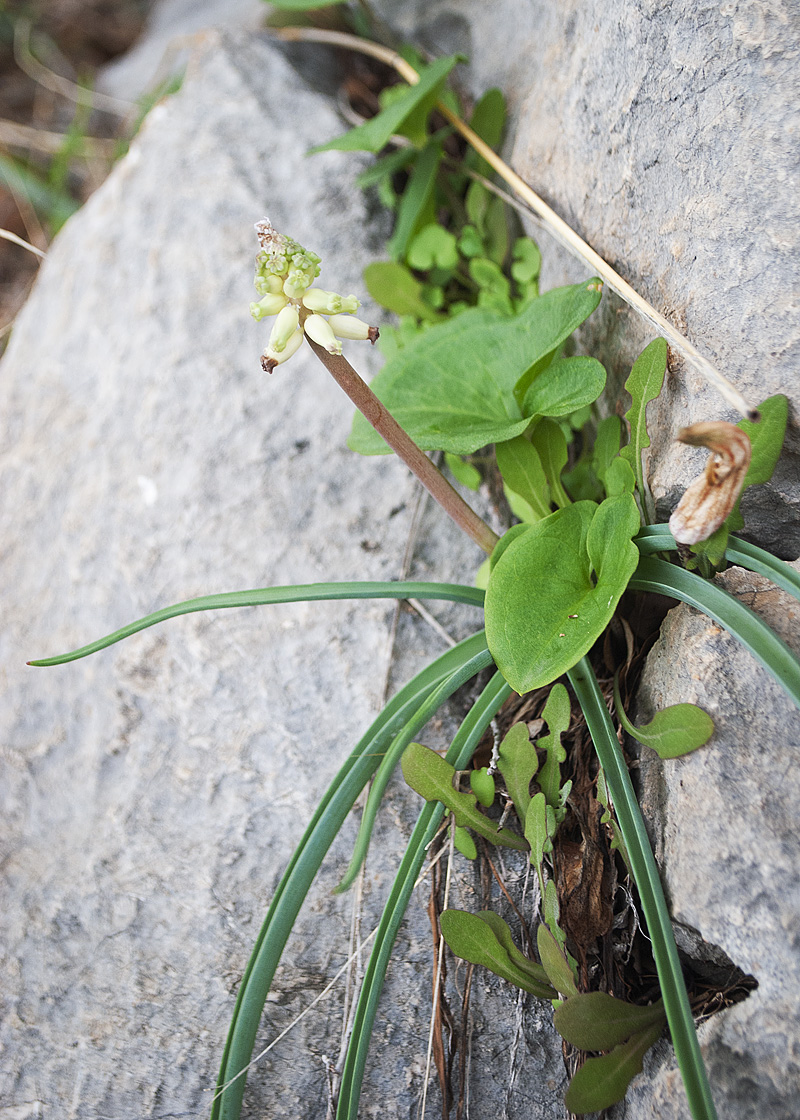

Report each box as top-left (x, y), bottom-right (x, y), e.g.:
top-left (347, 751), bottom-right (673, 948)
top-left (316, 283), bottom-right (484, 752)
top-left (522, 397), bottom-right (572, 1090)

top-left (668, 421), bottom-right (751, 544)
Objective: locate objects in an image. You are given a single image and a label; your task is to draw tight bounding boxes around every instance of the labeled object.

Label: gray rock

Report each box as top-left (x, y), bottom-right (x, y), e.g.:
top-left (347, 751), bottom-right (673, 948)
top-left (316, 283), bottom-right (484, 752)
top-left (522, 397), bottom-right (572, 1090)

top-left (0, 29), bottom-right (564, 1120)
top-left (99, 0), bottom-right (266, 102)
top-left (625, 565), bottom-right (800, 1119)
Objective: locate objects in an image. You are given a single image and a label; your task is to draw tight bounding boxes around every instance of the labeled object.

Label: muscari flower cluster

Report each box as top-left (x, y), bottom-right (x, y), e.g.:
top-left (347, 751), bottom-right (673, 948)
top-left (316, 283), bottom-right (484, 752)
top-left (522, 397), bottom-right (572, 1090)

top-left (251, 218), bottom-right (378, 373)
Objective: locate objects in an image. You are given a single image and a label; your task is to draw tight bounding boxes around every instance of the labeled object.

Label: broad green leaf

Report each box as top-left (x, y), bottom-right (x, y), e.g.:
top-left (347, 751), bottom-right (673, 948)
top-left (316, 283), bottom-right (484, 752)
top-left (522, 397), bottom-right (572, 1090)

top-left (537, 683), bottom-right (570, 812)
top-left (497, 721), bottom-right (538, 822)
top-left (738, 393), bottom-right (788, 490)
top-left (521, 356), bottom-right (607, 420)
top-left (457, 224), bottom-right (483, 258)
top-left (613, 671), bottom-right (714, 759)
top-left (484, 194), bottom-right (509, 266)
top-left (401, 742), bottom-right (528, 849)
top-left (587, 490), bottom-right (641, 577)
top-left (309, 55), bottom-right (461, 153)
top-left (349, 280), bottom-right (603, 456)
top-left (474, 911), bottom-right (551, 986)
top-left (511, 237), bottom-right (542, 285)
top-left (387, 142), bottom-right (442, 260)
top-left (453, 825), bottom-right (477, 859)
top-left (592, 415), bottom-right (622, 483)
top-left (363, 261), bottom-right (443, 321)
top-left (537, 922), bottom-right (579, 997)
top-left (605, 455), bottom-right (636, 497)
top-left (531, 419), bottom-right (571, 508)
top-left (407, 224), bottom-right (459, 271)
top-left (444, 452), bottom-right (481, 490)
top-left (727, 393), bottom-right (789, 532)
top-left (496, 436), bottom-right (552, 520)
top-left (440, 909), bottom-right (556, 998)
top-left (489, 523), bottom-right (532, 572)
top-left (525, 791), bottom-right (555, 864)
top-left (470, 767), bottom-right (496, 807)
top-left (465, 179), bottom-right (490, 231)
top-left (514, 280), bottom-right (604, 404)
top-left (619, 338), bottom-right (667, 511)
top-left (485, 496), bottom-right (639, 694)
top-left (469, 256), bottom-right (512, 313)
top-left (554, 992), bottom-right (666, 1051)
top-left (505, 484), bottom-right (540, 524)
top-left (563, 1024), bottom-right (663, 1113)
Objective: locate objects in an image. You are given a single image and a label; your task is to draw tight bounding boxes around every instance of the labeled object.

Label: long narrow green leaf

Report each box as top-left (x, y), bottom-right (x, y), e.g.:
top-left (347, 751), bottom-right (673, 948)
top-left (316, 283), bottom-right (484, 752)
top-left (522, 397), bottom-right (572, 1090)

top-left (29, 581), bottom-right (485, 665)
top-left (631, 556), bottom-right (800, 709)
top-left (337, 645), bottom-right (495, 890)
top-left (211, 630), bottom-right (488, 1120)
top-left (336, 672), bottom-right (512, 1120)
top-left (635, 525), bottom-right (800, 605)
top-left (567, 657), bottom-right (717, 1120)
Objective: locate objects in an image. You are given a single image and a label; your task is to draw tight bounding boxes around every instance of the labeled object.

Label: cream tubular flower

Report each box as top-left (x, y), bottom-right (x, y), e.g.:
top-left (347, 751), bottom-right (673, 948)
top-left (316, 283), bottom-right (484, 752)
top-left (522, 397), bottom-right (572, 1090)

top-left (267, 304), bottom-right (300, 353)
top-left (328, 314), bottom-right (380, 343)
top-left (261, 328), bottom-right (304, 373)
top-left (250, 293), bottom-right (288, 321)
top-left (303, 313), bottom-right (343, 355)
top-left (668, 421), bottom-right (751, 544)
top-left (302, 288), bottom-right (361, 315)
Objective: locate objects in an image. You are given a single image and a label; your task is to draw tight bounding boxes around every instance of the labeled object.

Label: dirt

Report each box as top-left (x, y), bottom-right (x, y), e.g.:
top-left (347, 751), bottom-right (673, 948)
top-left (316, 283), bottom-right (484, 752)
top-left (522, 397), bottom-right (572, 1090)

top-left (0, 1), bottom-right (152, 346)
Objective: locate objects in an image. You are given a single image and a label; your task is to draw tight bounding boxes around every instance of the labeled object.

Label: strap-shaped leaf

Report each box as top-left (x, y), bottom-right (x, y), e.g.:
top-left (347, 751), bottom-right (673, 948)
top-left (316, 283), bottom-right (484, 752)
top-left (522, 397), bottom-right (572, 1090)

top-left (211, 630), bottom-right (489, 1120)
top-left (29, 581), bottom-right (484, 666)
top-left (309, 55), bottom-right (461, 153)
top-left (336, 672), bottom-right (512, 1120)
top-left (568, 657), bottom-right (717, 1120)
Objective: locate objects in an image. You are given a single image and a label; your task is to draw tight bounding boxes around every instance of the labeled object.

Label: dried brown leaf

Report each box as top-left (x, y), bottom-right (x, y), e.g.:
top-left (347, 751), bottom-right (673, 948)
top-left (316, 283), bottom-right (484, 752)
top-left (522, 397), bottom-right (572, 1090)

top-left (668, 421), bottom-right (751, 544)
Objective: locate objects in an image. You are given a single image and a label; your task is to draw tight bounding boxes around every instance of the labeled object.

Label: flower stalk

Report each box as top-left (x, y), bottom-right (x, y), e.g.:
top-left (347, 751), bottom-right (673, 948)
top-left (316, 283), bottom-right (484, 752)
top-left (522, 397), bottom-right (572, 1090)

top-left (304, 335), bottom-right (500, 555)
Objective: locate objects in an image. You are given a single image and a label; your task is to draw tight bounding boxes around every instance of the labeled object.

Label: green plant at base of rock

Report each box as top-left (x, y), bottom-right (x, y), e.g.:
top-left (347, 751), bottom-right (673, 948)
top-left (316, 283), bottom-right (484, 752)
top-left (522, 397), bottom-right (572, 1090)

top-left (28, 35), bottom-right (799, 1120)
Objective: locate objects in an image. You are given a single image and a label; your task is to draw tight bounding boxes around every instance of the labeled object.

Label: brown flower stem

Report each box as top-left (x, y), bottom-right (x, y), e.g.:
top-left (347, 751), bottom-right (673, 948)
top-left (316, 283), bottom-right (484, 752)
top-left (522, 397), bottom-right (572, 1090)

top-left (305, 336), bottom-right (500, 555)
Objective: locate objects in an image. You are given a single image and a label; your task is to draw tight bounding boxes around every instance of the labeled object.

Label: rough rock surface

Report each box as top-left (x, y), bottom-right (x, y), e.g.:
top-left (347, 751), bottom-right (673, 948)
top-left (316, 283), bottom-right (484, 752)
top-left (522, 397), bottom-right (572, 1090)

top-left (623, 566), bottom-right (800, 1119)
top-left (0, 29), bottom-right (566, 1120)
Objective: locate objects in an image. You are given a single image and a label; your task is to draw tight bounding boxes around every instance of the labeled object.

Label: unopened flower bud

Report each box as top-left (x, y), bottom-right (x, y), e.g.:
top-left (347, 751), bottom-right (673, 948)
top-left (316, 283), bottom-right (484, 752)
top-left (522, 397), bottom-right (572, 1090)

top-left (250, 292), bottom-right (288, 321)
top-left (254, 272), bottom-right (286, 297)
top-left (669, 422), bottom-right (751, 544)
top-left (302, 288), bottom-right (361, 315)
top-left (268, 304), bottom-right (300, 353)
top-left (261, 328), bottom-right (304, 373)
top-left (283, 269), bottom-right (313, 299)
top-left (303, 313), bottom-right (343, 355)
top-left (328, 314), bottom-right (379, 343)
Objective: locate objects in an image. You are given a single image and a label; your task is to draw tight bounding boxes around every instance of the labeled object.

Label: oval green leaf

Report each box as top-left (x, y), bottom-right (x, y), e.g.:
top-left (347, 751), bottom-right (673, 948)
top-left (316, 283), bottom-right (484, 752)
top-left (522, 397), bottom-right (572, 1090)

top-left (349, 280), bottom-right (603, 455)
top-left (485, 496), bottom-right (640, 693)
top-left (554, 992), bottom-right (666, 1051)
top-left (563, 1023), bottom-right (663, 1113)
